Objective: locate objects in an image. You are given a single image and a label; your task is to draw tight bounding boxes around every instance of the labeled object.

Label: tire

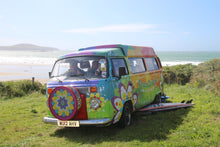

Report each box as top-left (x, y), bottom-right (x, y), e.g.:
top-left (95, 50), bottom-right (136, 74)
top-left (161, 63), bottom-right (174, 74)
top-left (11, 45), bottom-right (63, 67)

top-left (153, 94), bottom-right (161, 104)
top-left (118, 102), bottom-right (132, 128)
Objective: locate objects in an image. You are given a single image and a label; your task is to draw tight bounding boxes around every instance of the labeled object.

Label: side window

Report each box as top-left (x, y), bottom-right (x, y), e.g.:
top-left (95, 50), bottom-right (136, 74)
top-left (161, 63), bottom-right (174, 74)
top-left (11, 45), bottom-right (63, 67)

top-left (145, 57), bottom-right (159, 71)
top-left (128, 58), bottom-right (146, 74)
top-left (156, 57), bottom-right (162, 68)
top-left (111, 58), bottom-right (128, 77)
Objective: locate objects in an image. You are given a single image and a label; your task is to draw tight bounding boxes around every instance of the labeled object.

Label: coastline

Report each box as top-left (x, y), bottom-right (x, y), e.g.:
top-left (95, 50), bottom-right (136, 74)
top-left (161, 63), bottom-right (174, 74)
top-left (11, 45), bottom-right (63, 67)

top-left (0, 70), bottom-right (49, 84)
top-left (0, 61), bottom-right (202, 84)
top-left (0, 63), bottom-right (51, 84)
top-left (1, 50), bottom-right (218, 83)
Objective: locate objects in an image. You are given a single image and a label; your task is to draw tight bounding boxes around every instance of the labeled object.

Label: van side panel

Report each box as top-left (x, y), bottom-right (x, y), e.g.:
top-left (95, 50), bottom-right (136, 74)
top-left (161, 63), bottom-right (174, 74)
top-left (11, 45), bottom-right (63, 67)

top-left (129, 73), bottom-right (151, 108)
top-left (128, 68), bottom-right (162, 109)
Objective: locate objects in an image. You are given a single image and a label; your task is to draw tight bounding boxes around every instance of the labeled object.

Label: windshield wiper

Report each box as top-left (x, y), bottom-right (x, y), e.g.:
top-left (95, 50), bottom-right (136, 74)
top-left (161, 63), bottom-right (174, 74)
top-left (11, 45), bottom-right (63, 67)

top-left (83, 77), bottom-right (89, 82)
top-left (55, 77), bottom-right (63, 83)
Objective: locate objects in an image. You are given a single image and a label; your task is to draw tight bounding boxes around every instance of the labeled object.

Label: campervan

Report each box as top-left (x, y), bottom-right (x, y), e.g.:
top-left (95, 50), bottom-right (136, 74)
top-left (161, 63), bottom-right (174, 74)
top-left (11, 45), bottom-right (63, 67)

top-left (43, 44), bottom-right (164, 127)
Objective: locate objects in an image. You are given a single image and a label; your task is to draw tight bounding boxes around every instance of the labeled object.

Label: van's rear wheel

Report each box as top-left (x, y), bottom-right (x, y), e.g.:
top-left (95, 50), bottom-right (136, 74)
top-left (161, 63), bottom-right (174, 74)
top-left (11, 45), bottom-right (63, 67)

top-left (153, 94), bottom-right (161, 104)
top-left (118, 102), bottom-right (132, 128)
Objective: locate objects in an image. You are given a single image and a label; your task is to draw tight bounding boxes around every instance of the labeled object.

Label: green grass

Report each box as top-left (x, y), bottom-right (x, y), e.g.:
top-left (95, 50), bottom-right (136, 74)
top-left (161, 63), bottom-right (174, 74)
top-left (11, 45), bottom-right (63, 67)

top-left (0, 80), bottom-right (46, 100)
top-left (163, 58), bottom-right (220, 96)
top-left (0, 84), bottom-right (219, 147)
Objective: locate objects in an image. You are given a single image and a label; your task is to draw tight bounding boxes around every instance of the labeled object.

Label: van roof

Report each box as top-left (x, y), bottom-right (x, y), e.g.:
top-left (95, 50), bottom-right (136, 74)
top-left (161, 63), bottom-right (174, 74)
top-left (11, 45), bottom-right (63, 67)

top-left (61, 44), bottom-right (156, 59)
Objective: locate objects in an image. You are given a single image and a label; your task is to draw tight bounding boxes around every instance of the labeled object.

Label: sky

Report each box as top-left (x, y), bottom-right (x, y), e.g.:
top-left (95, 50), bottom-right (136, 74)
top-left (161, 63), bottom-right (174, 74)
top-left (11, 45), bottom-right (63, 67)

top-left (0, 0), bottom-right (219, 51)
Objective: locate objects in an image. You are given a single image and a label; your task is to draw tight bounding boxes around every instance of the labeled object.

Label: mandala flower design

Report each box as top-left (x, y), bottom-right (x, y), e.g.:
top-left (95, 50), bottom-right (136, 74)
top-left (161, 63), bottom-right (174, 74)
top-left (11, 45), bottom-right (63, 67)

top-left (87, 93), bottom-right (106, 112)
top-left (48, 87), bottom-right (78, 120)
top-left (52, 89), bottom-right (75, 117)
top-left (57, 96), bottom-right (68, 110)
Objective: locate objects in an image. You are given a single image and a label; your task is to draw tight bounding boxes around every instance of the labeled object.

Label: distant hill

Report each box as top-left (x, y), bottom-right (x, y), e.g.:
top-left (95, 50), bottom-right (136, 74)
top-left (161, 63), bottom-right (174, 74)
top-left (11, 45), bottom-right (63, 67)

top-left (0, 44), bottom-right (59, 52)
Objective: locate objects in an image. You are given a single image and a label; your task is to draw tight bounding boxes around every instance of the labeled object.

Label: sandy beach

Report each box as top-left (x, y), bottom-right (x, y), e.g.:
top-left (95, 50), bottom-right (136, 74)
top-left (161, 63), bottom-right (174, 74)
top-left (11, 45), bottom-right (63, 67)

top-left (0, 63), bottom-right (51, 84)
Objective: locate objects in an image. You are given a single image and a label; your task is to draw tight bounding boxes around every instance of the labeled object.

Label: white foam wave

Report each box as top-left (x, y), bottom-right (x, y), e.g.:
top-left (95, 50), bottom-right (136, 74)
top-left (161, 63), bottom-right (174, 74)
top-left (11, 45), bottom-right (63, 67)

top-left (162, 61), bottom-right (202, 66)
top-left (0, 56), bottom-right (56, 65)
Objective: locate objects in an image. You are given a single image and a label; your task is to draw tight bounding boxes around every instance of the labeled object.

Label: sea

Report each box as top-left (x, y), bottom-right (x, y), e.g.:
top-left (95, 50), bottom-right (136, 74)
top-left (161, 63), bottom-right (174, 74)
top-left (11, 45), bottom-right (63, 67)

top-left (0, 50), bottom-right (219, 81)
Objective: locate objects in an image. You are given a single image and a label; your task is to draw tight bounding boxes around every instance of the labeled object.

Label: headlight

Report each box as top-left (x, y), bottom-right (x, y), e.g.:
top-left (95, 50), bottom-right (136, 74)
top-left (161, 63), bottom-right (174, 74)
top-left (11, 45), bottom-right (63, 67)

top-left (90, 98), bottom-right (100, 110)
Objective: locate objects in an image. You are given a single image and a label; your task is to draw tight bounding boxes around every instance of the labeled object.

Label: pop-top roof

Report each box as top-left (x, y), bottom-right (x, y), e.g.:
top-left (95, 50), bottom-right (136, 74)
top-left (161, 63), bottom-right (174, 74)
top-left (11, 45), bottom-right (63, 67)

top-left (61, 44), bottom-right (156, 59)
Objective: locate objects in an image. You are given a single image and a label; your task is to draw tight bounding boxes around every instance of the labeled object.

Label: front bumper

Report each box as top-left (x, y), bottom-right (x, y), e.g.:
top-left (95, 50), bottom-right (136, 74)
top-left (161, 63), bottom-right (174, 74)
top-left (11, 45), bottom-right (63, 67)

top-left (43, 117), bottom-right (111, 126)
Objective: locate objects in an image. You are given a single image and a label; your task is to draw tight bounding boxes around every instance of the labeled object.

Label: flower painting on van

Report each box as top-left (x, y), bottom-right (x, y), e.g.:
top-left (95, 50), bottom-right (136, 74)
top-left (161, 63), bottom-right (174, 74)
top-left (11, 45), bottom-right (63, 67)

top-left (111, 81), bottom-right (138, 124)
top-left (87, 93), bottom-right (106, 112)
top-left (48, 87), bottom-right (78, 120)
top-left (111, 96), bottom-right (123, 124)
top-left (52, 89), bottom-right (75, 117)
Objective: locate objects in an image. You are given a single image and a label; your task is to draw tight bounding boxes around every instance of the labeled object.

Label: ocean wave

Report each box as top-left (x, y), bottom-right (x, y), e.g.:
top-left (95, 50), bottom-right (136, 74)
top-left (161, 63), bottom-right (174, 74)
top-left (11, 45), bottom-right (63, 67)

top-left (0, 56), bottom-right (56, 65)
top-left (161, 61), bottom-right (202, 66)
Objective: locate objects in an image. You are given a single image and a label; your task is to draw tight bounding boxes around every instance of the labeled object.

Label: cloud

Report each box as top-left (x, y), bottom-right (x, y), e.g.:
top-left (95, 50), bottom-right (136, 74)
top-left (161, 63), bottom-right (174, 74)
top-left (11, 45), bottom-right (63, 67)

top-left (183, 32), bottom-right (191, 35)
top-left (150, 31), bottom-right (171, 34)
top-left (63, 24), bottom-right (156, 33)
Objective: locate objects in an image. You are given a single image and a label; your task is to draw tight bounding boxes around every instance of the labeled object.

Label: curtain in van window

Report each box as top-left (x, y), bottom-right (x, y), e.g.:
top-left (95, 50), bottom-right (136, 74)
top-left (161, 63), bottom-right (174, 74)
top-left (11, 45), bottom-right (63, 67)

top-left (128, 58), bottom-right (146, 73)
top-left (111, 58), bottom-right (128, 77)
top-left (145, 57), bottom-right (159, 71)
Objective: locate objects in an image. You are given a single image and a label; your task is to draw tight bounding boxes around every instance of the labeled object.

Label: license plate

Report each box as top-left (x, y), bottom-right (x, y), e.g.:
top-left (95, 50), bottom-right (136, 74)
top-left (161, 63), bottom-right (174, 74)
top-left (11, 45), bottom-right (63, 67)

top-left (57, 120), bottom-right (80, 127)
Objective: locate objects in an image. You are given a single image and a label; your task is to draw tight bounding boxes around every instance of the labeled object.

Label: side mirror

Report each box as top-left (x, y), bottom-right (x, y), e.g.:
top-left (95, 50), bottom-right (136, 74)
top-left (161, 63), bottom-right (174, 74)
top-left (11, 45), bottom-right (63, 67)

top-left (118, 67), bottom-right (126, 79)
top-left (49, 72), bottom-right (52, 78)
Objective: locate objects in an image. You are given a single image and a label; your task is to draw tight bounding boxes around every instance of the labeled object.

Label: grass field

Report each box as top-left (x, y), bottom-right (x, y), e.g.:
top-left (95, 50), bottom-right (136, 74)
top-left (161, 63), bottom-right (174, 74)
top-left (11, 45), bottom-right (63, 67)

top-left (0, 84), bottom-right (219, 147)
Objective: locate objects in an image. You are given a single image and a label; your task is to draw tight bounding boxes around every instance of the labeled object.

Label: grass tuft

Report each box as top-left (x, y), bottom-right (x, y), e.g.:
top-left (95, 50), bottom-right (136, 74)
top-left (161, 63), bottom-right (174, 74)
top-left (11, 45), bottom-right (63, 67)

top-left (0, 80), bottom-right (46, 99)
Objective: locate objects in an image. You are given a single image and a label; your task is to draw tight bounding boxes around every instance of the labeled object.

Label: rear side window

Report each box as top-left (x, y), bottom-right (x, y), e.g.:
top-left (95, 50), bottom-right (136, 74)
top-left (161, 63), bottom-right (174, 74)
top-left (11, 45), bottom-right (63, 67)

top-left (145, 57), bottom-right (159, 71)
top-left (156, 57), bottom-right (162, 68)
top-left (128, 58), bottom-right (146, 74)
top-left (111, 58), bottom-right (128, 77)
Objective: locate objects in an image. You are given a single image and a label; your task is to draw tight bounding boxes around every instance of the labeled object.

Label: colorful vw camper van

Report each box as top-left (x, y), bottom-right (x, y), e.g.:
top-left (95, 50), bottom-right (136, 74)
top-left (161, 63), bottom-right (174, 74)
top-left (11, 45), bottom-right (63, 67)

top-left (43, 44), bottom-right (163, 127)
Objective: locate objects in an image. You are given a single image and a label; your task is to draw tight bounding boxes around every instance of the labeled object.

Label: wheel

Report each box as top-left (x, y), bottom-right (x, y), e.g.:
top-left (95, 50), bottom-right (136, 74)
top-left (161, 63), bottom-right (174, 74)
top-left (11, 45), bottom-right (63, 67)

top-left (48, 86), bottom-right (81, 120)
top-left (153, 94), bottom-right (161, 104)
top-left (118, 102), bottom-right (132, 128)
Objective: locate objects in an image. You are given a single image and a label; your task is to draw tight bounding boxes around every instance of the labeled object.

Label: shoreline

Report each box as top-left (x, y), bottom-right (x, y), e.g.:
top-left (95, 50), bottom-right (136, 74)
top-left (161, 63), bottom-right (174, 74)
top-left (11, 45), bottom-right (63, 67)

top-left (0, 61), bottom-right (203, 84)
top-left (0, 63), bottom-right (51, 84)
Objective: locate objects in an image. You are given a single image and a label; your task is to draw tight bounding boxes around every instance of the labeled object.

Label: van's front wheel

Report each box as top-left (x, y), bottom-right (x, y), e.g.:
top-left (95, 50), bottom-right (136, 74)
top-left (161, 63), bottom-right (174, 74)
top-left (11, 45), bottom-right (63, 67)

top-left (118, 102), bottom-right (132, 128)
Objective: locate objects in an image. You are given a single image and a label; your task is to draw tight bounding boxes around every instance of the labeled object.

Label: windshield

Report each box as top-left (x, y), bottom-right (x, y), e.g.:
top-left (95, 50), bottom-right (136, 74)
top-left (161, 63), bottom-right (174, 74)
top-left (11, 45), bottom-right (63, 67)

top-left (51, 56), bottom-right (108, 79)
